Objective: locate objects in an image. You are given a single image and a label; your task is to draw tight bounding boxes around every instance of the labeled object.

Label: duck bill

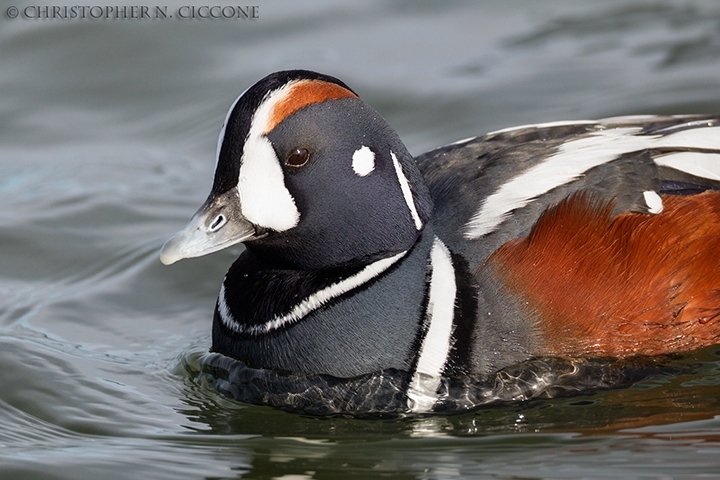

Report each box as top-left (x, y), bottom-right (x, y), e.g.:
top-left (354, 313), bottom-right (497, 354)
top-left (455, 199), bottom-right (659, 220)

top-left (160, 190), bottom-right (257, 265)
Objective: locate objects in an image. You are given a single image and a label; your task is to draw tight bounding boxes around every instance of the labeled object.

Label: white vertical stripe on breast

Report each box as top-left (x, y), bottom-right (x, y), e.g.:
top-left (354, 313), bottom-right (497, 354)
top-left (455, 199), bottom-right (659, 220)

top-left (391, 151), bottom-right (424, 230)
top-left (464, 125), bottom-right (720, 239)
top-left (407, 238), bottom-right (456, 413)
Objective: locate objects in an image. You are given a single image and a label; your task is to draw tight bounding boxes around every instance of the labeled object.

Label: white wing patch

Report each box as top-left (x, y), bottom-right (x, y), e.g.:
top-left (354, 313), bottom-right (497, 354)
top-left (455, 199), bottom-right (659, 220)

top-left (407, 238), bottom-right (456, 414)
top-left (237, 82), bottom-right (301, 232)
top-left (391, 151), bottom-right (424, 231)
top-left (643, 191), bottom-right (663, 214)
top-left (352, 145), bottom-right (375, 176)
top-left (465, 125), bottom-right (720, 239)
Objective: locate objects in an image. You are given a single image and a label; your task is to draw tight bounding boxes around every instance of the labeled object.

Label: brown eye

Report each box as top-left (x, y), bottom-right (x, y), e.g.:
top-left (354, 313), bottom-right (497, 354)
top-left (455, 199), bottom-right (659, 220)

top-left (286, 148), bottom-right (310, 167)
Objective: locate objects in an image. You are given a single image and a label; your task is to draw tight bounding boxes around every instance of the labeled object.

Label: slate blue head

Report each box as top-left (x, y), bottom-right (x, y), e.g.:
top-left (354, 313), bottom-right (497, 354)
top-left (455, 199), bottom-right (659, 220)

top-left (160, 70), bottom-right (433, 270)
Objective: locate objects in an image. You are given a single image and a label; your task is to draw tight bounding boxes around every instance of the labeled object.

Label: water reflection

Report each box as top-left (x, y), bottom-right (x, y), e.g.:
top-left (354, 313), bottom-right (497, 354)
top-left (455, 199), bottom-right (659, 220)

top-left (173, 368), bottom-right (720, 479)
top-left (176, 345), bottom-right (720, 434)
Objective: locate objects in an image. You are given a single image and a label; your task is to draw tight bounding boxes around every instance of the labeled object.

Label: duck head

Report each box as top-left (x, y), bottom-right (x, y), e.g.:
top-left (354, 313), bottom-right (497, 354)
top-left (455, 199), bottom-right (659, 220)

top-left (161, 70), bottom-right (433, 270)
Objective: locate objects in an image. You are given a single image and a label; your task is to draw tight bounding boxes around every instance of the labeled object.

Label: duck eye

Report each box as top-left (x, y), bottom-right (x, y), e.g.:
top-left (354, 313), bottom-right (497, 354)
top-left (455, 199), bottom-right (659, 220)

top-left (286, 148), bottom-right (310, 167)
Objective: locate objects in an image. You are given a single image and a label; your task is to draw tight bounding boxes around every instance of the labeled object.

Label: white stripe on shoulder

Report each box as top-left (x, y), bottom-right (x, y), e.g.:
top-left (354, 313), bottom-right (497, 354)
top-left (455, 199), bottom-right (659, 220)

top-left (391, 151), bottom-right (424, 230)
top-left (225, 250), bottom-right (408, 335)
top-left (464, 125), bottom-right (720, 239)
top-left (407, 237), bottom-right (456, 414)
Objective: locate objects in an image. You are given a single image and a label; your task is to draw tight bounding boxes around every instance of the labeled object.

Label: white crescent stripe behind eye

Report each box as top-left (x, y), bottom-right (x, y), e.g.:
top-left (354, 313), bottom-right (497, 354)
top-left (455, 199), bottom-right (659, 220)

top-left (391, 151), bottom-right (423, 230)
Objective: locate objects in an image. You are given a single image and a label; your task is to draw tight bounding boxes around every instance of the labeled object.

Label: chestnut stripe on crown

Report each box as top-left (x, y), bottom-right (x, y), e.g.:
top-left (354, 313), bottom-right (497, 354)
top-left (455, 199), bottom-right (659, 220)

top-left (264, 80), bottom-right (357, 134)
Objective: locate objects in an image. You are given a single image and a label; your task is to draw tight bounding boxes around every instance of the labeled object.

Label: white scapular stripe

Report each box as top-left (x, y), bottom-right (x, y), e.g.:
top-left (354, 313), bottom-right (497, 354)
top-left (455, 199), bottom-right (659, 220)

top-left (643, 191), bottom-right (663, 214)
top-left (352, 145), bottom-right (375, 176)
top-left (654, 152), bottom-right (720, 181)
top-left (237, 82), bottom-right (301, 232)
top-left (487, 119), bottom-right (596, 136)
top-left (391, 151), bottom-right (423, 230)
top-left (448, 136), bottom-right (478, 146)
top-left (407, 238), bottom-right (456, 414)
top-left (219, 251), bottom-right (408, 335)
top-left (465, 125), bottom-right (720, 239)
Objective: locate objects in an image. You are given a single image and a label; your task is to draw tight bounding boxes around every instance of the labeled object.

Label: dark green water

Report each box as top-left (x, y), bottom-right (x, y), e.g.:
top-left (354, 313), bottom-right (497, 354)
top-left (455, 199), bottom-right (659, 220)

top-left (1, 1), bottom-right (720, 478)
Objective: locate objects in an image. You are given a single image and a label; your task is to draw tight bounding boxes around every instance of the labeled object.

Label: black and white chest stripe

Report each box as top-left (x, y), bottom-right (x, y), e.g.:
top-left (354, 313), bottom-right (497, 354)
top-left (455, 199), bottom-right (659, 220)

top-left (216, 249), bottom-right (409, 335)
top-left (216, 234), bottom-right (467, 413)
top-left (463, 119), bottom-right (720, 239)
top-left (213, 135), bottom-right (428, 334)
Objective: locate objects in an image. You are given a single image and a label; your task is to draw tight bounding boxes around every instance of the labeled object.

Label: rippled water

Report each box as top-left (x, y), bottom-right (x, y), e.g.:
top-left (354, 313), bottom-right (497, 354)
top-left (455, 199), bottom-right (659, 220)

top-left (2, 1), bottom-right (720, 478)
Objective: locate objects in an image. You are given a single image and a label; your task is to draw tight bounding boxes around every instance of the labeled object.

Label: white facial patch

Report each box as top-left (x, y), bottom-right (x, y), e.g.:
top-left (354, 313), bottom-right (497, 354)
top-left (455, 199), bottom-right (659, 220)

top-left (352, 145), bottom-right (375, 176)
top-left (235, 82), bottom-right (301, 232)
top-left (464, 125), bottom-right (720, 239)
top-left (391, 151), bottom-right (424, 231)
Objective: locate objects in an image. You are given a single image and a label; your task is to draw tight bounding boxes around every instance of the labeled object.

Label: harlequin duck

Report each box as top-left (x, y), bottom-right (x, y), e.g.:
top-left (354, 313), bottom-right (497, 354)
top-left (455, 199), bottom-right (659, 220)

top-left (161, 70), bottom-right (720, 413)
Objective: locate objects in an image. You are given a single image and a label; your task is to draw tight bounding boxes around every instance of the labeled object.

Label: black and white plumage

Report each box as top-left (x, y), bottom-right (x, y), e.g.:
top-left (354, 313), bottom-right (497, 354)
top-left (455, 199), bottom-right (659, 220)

top-left (161, 70), bottom-right (720, 414)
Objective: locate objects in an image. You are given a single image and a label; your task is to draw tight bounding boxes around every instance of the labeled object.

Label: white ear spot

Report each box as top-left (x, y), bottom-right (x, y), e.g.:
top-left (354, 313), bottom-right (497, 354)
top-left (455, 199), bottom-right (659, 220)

top-left (643, 190), bottom-right (663, 214)
top-left (352, 146), bottom-right (375, 176)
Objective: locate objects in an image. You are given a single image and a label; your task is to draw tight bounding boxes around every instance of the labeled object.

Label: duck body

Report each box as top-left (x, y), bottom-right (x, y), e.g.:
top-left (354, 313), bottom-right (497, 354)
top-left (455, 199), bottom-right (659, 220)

top-left (161, 70), bottom-right (720, 413)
